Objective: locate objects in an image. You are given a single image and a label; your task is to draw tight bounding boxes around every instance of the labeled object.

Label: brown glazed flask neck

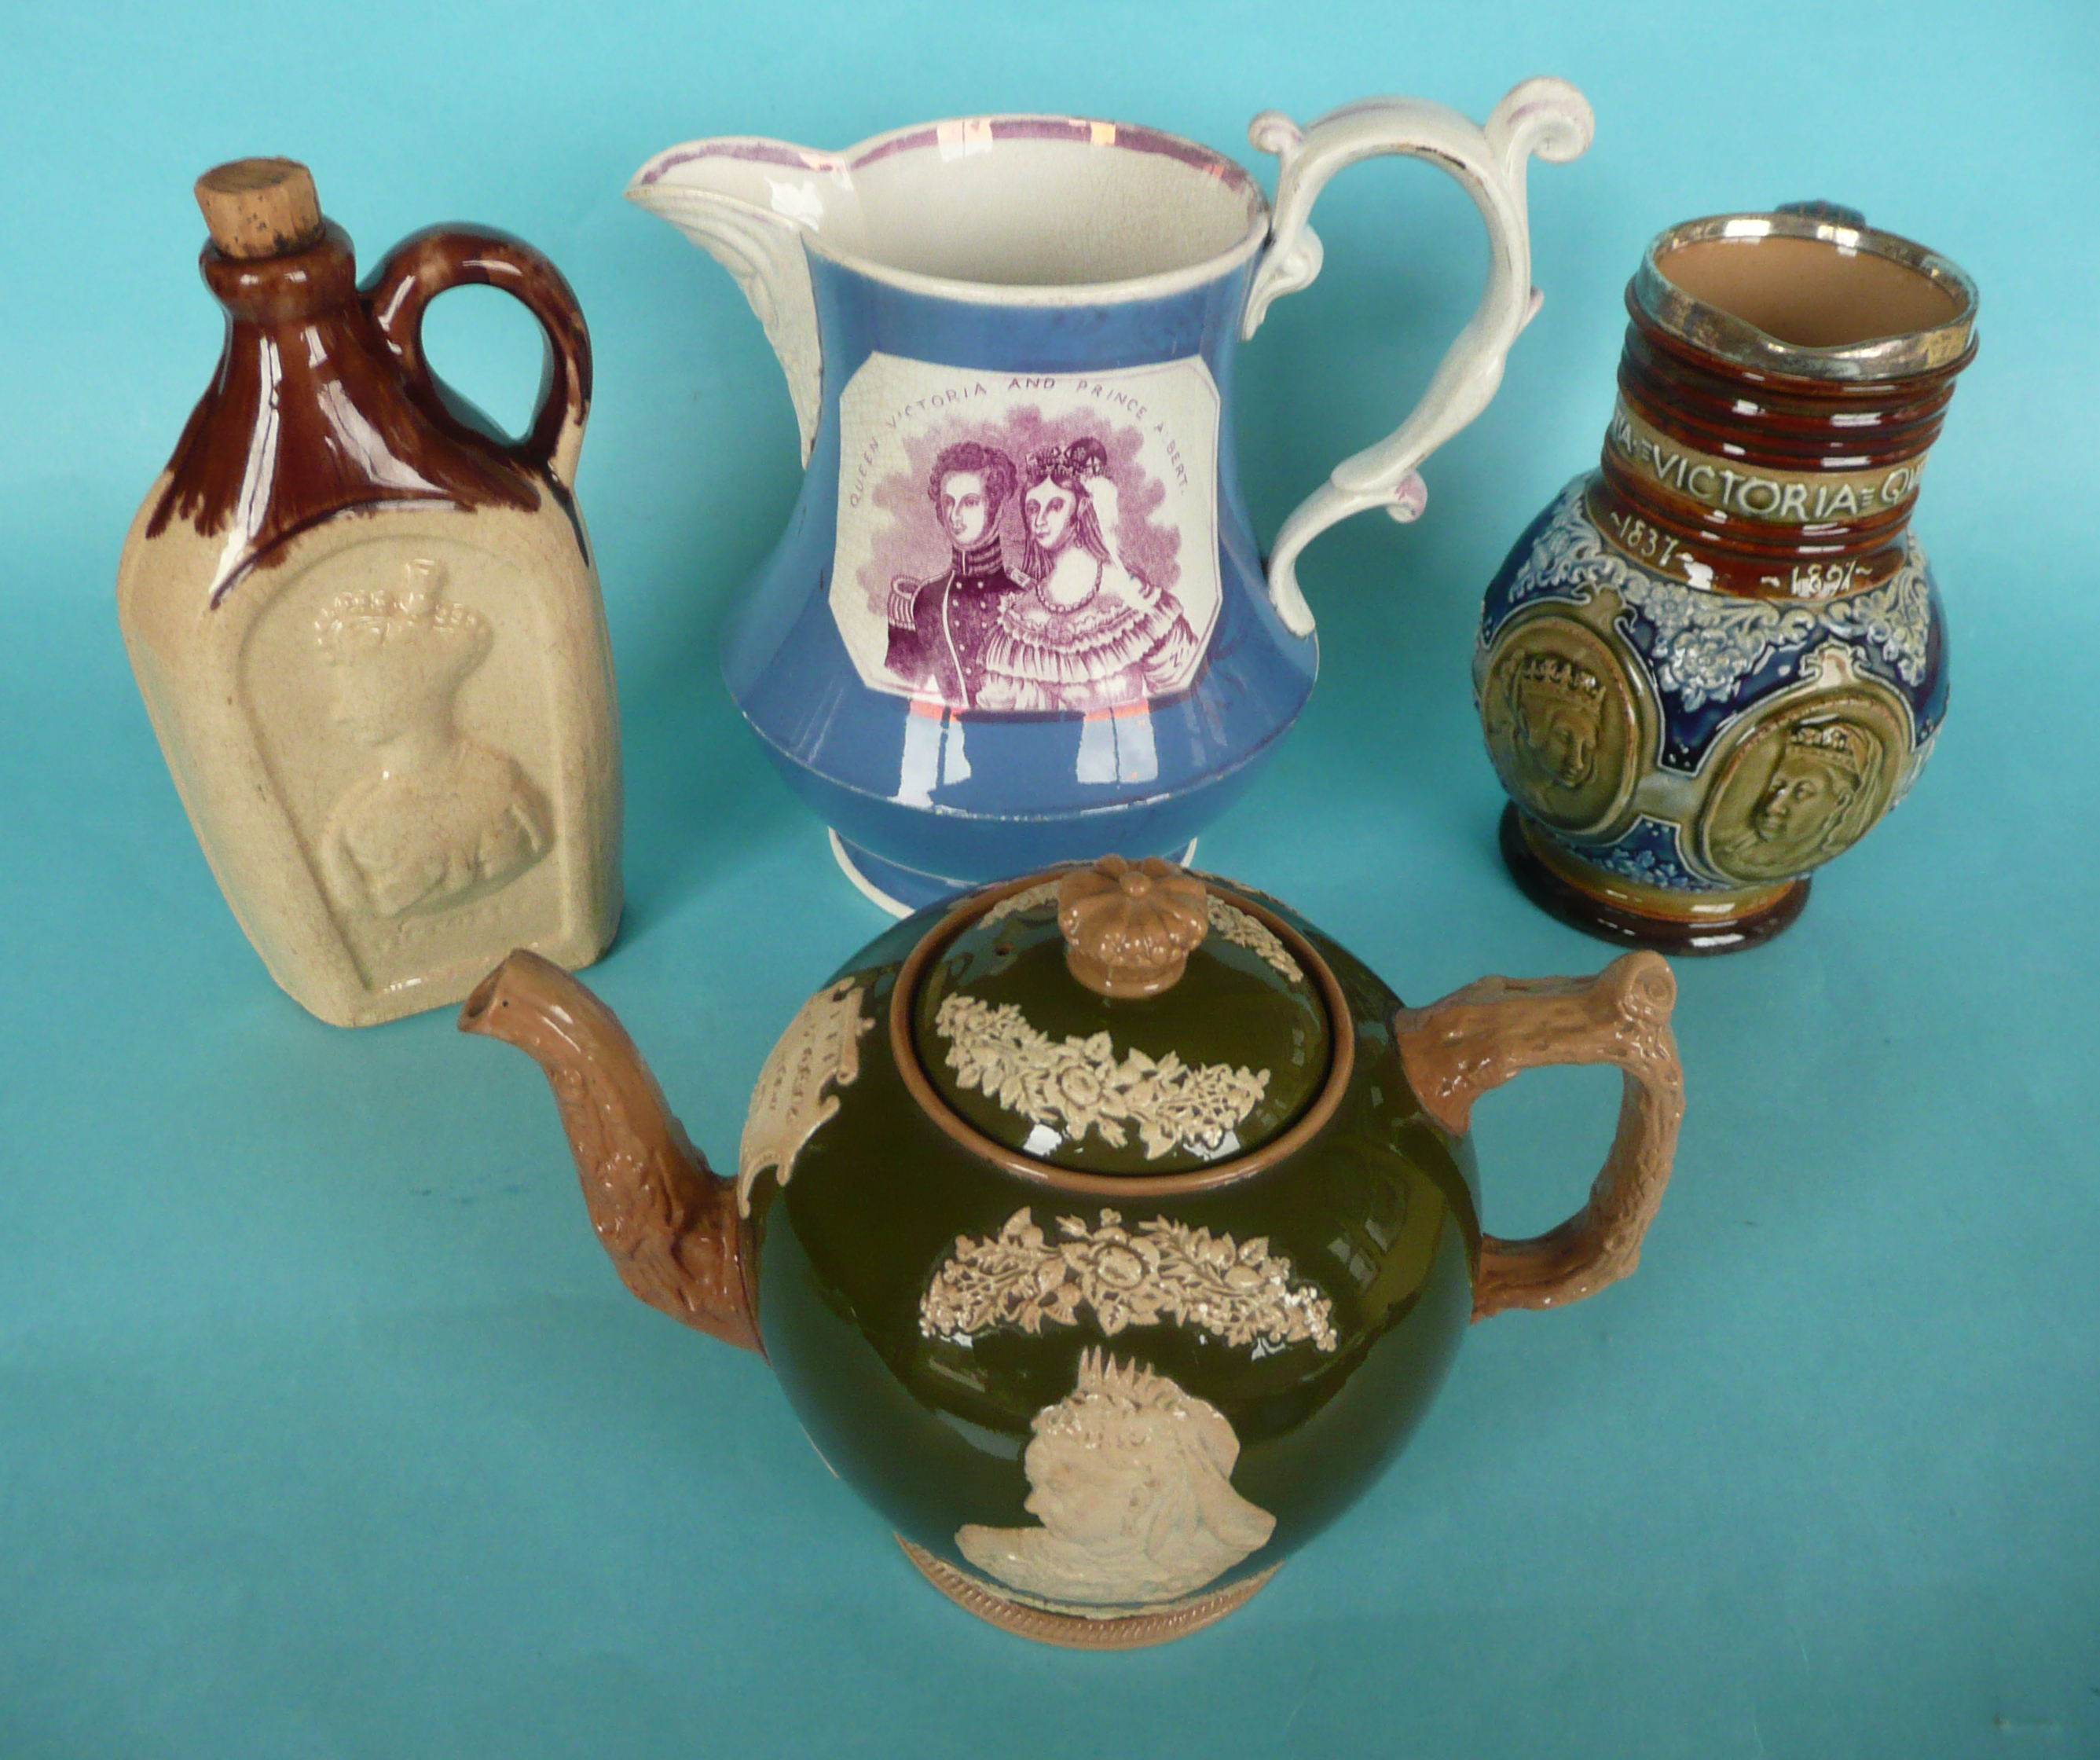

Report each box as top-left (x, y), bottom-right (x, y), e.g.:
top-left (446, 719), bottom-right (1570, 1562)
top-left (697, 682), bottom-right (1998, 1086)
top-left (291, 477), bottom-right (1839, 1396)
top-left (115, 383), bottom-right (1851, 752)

top-left (1589, 211), bottom-right (1976, 601)
top-left (147, 217), bottom-right (539, 603)
top-left (199, 220), bottom-right (362, 324)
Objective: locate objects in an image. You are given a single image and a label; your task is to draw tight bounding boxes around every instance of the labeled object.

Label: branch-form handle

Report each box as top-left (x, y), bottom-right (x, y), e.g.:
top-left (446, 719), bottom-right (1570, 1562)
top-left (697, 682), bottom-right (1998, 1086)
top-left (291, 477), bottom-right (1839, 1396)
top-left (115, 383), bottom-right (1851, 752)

top-left (460, 952), bottom-right (761, 1353)
top-left (1242, 78), bottom-right (1593, 637)
top-left (365, 226), bottom-right (594, 492)
top-left (1393, 951), bottom-right (1683, 1321)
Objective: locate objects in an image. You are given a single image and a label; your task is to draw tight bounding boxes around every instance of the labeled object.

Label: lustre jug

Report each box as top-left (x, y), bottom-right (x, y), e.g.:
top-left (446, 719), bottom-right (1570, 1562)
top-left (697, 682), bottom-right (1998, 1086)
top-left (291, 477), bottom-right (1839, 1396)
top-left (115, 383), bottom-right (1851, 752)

top-left (629, 82), bottom-right (1592, 911)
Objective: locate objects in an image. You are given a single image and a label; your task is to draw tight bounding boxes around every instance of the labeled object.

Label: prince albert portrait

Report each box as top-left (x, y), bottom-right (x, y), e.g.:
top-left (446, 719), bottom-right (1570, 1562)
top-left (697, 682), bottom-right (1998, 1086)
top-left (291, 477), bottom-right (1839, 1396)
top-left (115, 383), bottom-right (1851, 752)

top-left (884, 441), bottom-right (1026, 708)
top-left (883, 437), bottom-right (1200, 713)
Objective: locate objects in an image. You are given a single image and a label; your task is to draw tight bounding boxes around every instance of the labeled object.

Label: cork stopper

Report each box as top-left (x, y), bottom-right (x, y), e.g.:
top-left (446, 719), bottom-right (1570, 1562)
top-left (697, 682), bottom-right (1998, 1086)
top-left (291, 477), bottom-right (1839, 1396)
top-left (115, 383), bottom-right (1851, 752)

top-left (195, 158), bottom-right (324, 258)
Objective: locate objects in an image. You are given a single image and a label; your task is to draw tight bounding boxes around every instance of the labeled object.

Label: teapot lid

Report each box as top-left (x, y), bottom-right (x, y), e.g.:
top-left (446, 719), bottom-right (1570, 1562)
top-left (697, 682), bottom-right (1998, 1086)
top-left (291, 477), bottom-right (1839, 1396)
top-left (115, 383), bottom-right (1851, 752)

top-left (903, 858), bottom-right (1336, 1179)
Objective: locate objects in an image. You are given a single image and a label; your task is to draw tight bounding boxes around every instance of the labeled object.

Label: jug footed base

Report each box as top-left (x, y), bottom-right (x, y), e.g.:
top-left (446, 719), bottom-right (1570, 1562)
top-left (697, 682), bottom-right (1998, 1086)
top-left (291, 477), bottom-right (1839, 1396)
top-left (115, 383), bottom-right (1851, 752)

top-left (830, 830), bottom-right (1199, 918)
top-left (898, 1537), bottom-right (1276, 1648)
top-left (1500, 806), bottom-right (1809, 956)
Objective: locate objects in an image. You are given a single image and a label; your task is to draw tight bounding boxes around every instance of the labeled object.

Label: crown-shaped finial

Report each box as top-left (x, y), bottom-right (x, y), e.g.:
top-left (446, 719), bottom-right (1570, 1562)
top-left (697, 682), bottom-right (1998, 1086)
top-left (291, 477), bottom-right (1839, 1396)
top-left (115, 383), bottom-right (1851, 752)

top-left (1055, 856), bottom-right (1208, 999)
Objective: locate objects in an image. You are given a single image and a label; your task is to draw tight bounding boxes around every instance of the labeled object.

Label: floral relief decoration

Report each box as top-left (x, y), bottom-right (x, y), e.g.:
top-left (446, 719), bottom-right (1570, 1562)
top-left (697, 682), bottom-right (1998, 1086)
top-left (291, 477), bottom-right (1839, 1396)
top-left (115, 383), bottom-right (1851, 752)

top-left (935, 993), bottom-right (1270, 1161)
top-left (1205, 897), bottom-right (1304, 985)
top-left (920, 1207), bottom-right (1339, 1353)
top-left (980, 879), bottom-right (1062, 926)
top-left (1491, 478), bottom-right (1933, 712)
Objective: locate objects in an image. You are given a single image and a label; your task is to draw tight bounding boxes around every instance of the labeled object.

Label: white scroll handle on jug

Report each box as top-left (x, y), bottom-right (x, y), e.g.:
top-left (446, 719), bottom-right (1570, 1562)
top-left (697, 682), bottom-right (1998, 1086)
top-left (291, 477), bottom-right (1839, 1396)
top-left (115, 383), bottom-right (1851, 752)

top-left (1242, 77), bottom-right (1594, 639)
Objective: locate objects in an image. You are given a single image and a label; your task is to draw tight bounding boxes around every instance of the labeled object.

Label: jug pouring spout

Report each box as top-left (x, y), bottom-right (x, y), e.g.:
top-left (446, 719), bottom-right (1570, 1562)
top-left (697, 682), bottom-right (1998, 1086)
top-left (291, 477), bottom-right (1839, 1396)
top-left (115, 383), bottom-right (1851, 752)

top-left (629, 138), bottom-right (841, 461)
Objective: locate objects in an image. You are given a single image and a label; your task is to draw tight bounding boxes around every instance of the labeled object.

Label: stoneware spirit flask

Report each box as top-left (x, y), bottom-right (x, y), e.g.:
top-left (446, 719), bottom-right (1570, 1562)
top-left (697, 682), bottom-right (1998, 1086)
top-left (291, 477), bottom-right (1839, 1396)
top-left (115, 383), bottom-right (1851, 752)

top-left (118, 160), bottom-right (621, 1025)
top-left (629, 80), bottom-right (1593, 913)
top-left (460, 856), bottom-right (1684, 1646)
top-left (1476, 207), bottom-right (1976, 951)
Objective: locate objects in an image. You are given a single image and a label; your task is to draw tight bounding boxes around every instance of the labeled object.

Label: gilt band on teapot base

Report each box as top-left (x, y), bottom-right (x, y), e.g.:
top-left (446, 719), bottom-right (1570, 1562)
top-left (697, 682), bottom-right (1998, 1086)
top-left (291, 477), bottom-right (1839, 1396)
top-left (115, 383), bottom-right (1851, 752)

top-left (900, 1536), bottom-right (1279, 1648)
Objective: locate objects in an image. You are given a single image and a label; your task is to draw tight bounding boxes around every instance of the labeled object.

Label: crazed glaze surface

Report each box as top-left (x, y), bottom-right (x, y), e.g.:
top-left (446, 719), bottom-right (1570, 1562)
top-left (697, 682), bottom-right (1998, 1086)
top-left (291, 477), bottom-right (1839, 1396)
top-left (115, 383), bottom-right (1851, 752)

top-left (118, 207), bottom-right (620, 1025)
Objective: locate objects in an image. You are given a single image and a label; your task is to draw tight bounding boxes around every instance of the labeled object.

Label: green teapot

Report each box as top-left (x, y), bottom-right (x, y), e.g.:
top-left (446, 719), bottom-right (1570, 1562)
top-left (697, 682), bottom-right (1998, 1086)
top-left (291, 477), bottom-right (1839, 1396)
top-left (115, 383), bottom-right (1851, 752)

top-left (461, 857), bottom-right (1684, 1647)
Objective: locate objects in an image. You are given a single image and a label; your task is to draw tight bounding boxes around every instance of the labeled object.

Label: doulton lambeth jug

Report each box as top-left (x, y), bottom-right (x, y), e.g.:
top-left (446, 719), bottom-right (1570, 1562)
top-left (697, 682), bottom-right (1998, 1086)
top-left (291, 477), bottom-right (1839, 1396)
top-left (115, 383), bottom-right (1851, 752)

top-left (629, 81), bottom-right (1592, 911)
top-left (1477, 207), bottom-right (1976, 951)
top-left (462, 856), bottom-right (1684, 1646)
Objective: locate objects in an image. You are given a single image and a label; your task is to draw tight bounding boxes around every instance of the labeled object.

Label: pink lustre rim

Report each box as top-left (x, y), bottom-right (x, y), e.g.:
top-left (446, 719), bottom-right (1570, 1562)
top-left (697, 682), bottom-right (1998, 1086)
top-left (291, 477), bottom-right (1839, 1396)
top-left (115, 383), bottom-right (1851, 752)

top-left (631, 115), bottom-right (1274, 307)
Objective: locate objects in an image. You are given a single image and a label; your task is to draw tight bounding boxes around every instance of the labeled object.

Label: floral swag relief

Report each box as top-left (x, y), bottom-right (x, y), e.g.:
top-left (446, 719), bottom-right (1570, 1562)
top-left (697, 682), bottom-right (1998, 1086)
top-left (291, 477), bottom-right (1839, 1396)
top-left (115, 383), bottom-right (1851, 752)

top-left (1206, 897), bottom-right (1303, 985)
top-left (956, 1350), bottom-right (1277, 1612)
top-left (933, 994), bottom-right (1270, 1160)
top-left (736, 980), bottom-right (872, 1215)
top-left (979, 878), bottom-right (1061, 926)
top-left (1493, 478), bottom-right (1933, 711)
top-left (921, 1207), bottom-right (1339, 1352)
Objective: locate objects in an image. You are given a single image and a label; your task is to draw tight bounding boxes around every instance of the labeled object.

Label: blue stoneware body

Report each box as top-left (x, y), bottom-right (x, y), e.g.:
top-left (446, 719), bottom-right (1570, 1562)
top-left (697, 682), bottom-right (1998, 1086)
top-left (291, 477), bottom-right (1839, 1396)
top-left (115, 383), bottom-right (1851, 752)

top-left (1477, 478), bottom-right (1950, 900)
top-left (720, 254), bottom-right (1315, 910)
top-left (1471, 207), bottom-right (1977, 951)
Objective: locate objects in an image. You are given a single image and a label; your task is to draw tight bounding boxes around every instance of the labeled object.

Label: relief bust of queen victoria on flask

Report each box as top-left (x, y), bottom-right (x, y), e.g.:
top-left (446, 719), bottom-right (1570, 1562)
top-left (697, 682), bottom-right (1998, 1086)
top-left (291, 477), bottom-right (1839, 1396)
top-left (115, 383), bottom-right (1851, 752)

top-left (630, 80), bottom-right (1594, 912)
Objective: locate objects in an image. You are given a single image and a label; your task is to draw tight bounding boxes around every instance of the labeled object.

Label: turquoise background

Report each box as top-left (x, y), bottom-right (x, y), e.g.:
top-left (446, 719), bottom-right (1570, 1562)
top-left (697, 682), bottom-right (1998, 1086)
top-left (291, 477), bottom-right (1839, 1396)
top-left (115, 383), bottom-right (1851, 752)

top-left (3, 2), bottom-right (2095, 1754)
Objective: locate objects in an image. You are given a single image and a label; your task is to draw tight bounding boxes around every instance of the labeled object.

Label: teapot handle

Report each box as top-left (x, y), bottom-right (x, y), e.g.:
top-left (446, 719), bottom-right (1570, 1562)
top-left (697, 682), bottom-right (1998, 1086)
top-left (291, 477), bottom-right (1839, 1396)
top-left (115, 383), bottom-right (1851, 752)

top-left (1241, 78), bottom-right (1593, 638)
top-left (1392, 952), bottom-right (1684, 1321)
top-left (363, 226), bottom-right (593, 493)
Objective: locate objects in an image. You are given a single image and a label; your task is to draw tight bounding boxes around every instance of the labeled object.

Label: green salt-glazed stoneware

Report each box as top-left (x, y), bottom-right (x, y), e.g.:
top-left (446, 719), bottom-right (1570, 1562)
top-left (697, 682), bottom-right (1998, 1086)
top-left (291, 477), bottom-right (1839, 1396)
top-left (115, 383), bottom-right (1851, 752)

top-left (460, 856), bottom-right (1686, 1648)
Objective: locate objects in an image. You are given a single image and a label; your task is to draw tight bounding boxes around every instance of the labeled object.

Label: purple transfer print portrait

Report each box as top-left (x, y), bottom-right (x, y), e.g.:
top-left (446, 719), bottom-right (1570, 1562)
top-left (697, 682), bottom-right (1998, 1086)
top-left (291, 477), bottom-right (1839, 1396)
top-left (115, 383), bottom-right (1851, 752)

top-left (866, 412), bottom-right (1203, 712)
top-left (830, 355), bottom-right (1225, 713)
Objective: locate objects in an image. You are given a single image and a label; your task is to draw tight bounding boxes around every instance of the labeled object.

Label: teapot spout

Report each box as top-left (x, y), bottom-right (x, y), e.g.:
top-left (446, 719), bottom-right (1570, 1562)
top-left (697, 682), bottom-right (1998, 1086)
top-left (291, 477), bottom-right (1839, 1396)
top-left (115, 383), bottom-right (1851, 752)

top-left (460, 952), bottom-right (762, 1354)
top-left (628, 138), bottom-right (842, 464)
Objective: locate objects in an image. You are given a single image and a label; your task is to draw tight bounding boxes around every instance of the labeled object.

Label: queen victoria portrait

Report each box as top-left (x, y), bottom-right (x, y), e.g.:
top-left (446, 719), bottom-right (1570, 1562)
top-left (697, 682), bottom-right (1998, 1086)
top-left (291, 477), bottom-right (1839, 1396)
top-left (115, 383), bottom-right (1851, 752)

top-left (1708, 712), bottom-right (1890, 882)
top-left (968, 438), bottom-right (1204, 714)
top-left (1510, 651), bottom-right (1607, 794)
top-left (314, 557), bottom-right (552, 919)
top-left (834, 358), bottom-right (1222, 710)
top-left (956, 1350), bottom-right (1275, 1610)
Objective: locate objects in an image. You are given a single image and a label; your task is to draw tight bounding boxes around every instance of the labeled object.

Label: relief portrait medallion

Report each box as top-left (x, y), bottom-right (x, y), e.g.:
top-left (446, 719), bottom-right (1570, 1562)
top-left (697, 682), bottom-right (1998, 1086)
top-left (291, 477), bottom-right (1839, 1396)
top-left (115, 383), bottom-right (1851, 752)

top-left (1692, 684), bottom-right (1909, 884)
top-left (1480, 610), bottom-right (1645, 839)
top-left (956, 1350), bottom-right (1274, 1612)
top-left (313, 557), bottom-right (552, 921)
